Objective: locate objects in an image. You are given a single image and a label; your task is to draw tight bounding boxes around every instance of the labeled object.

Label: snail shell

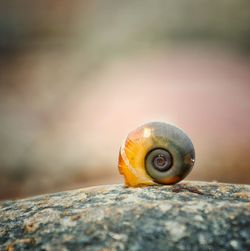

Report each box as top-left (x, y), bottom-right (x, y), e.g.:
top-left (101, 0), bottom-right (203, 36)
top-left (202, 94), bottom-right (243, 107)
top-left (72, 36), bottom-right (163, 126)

top-left (118, 122), bottom-right (195, 187)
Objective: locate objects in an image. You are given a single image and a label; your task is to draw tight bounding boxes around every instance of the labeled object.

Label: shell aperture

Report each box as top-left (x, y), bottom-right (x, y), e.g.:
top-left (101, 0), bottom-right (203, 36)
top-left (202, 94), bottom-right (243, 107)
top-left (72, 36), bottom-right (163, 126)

top-left (118, 122), bottom-right (195, 187)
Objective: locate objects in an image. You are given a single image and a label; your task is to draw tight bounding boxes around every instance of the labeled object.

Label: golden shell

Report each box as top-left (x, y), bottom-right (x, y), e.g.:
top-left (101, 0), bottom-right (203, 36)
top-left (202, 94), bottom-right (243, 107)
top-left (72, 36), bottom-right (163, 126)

top-left (118, 122), bottom-right (195, 187)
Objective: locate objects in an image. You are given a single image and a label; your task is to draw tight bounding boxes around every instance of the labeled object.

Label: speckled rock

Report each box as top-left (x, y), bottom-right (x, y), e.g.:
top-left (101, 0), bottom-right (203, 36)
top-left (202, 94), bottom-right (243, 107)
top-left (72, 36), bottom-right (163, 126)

top-left (0, 181), bottom-right (250, 251)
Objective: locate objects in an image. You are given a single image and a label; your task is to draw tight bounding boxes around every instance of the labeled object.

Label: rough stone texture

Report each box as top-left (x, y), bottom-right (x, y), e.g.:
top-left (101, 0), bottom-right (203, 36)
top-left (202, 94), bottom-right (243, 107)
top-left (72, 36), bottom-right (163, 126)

top-left (0, 181), bottom-right (249, 251)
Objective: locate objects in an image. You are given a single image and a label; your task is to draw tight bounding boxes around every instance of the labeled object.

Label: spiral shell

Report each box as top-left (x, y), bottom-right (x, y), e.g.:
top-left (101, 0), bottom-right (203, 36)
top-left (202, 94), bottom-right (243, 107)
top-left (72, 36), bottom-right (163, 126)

top-left (118, 122), bottom-right (195, 187)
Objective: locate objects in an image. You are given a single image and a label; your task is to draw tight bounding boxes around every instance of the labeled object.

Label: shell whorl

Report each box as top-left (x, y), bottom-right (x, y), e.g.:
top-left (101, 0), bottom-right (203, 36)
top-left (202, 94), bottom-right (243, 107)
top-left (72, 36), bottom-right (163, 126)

top-left (118, 138), bottom-right (156, 186)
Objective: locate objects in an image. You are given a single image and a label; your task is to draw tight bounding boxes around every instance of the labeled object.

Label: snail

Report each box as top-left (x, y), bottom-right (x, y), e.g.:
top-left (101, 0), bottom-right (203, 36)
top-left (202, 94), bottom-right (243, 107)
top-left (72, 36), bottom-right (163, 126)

top-left (118, 122), bottom-right (195, 187)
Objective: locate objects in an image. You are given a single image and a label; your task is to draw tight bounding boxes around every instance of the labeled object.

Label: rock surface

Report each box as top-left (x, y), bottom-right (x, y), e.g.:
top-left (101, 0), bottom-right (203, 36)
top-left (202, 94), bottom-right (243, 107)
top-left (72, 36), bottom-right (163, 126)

top-left (0, 181), bottom-right (250, 251)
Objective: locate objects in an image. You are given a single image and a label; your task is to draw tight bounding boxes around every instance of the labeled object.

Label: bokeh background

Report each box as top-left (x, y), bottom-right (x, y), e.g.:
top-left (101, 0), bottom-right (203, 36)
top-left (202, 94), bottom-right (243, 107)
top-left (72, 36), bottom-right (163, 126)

top-left (0, 0), bottom-right (250, 200)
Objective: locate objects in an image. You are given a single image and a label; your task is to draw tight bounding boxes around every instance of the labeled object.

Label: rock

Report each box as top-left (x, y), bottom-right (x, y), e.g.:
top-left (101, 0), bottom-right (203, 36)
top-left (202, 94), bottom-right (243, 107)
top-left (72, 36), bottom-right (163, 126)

top-left (0, 181), bottom-right (249, 251)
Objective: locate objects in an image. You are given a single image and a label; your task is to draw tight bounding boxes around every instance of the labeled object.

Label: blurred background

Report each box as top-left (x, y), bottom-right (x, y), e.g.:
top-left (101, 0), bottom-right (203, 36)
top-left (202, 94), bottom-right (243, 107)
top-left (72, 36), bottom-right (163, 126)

top-left (0, 0), bottom-right (250, 200)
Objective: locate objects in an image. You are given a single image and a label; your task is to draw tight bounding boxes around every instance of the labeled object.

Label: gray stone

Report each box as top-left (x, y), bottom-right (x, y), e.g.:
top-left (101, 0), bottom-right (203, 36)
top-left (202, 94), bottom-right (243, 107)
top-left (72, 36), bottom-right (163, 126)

top-left (0, 181), bottom-right (250, 251)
